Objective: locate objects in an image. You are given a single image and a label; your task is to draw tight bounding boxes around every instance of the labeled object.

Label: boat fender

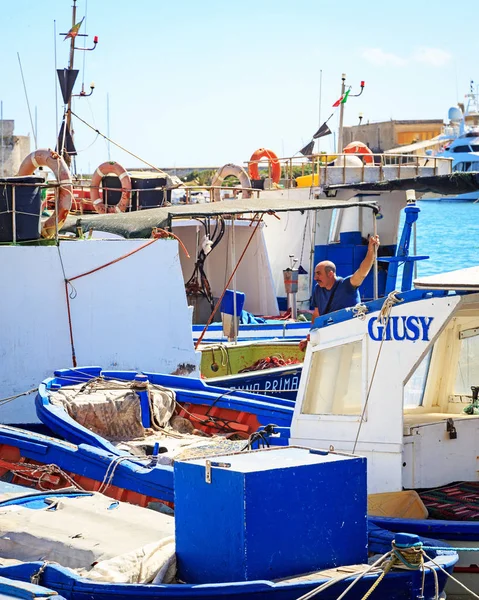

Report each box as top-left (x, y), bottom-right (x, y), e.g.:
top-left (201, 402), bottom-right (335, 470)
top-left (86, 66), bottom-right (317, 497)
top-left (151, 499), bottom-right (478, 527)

top-left (210, 164), bottom-right (252, 202)
top-left (90, 161), bottom-right (132, 213)
top-left (248, 148), bottom-right (281, 183)
top-left (17, 148), bottom-right (73, 239)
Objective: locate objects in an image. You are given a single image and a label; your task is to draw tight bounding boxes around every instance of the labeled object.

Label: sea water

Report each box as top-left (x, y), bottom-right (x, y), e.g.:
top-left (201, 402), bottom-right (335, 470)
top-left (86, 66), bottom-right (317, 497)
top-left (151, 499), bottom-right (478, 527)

top-left (401, 200), bottom-right (479, 276)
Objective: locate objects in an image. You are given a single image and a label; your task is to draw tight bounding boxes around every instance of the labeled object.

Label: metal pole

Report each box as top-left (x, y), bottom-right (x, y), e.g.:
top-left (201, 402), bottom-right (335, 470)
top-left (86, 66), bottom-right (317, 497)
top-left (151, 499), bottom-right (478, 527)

top-left (0, 101), bottom-right (3, 177)
top-left (64, 0), bottom-right (77, 166)
top-left (107, 93), bottom-right (111, 160)
top-left (12, 185), bottom-right (16, 244)
top-left (54, 20), bottom-right (59, 141)
top-left (231, 217), bottom-right (238, 344)
top-left (337, 73), bottom-right (346, 153)
top-left (317, 69), bottom-right (322, 153)
top-left (373, 213), bottom-right (378, 300)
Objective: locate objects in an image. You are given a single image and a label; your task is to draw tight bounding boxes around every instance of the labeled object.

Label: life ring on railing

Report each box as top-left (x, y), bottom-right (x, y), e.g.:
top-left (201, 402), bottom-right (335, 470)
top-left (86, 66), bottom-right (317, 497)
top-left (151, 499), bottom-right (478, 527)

top-left (17, 149), bottom-right (73, 239)
top-left (248, 148), bottom-right (281, 183)
top-left (343, 141), bottom-right (374, 164)
top-left (90, 161), bottom-right (132, 214)
top-left (210, 164), bottom-right (252, 202)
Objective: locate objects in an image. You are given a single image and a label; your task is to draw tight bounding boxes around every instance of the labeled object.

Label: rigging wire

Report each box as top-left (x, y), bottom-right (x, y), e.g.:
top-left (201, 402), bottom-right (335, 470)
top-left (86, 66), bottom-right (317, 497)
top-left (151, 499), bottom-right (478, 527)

top-left (17, 53), bottom-right (37, 149)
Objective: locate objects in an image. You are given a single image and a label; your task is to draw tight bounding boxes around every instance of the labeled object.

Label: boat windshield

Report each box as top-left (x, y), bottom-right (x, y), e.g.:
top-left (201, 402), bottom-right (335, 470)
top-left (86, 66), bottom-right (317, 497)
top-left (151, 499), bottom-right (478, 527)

top-left (455, 330), bottom-right (479, 395)
top-left (403, 351), bottom-right (431, 408)
top-left (302, 339), bottom-right (363, 415)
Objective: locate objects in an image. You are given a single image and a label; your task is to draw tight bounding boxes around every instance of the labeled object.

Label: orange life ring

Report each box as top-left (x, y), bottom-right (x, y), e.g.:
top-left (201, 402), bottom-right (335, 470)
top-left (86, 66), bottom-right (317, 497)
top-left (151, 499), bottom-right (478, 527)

top-left (248, 148), bottom-right (281, 183)
top-left (90, 161), bottom-right (132, 214)
top-left (343, 141), bottom-right (374, 164)
top-left (17, 149), bottom-right (73, 239)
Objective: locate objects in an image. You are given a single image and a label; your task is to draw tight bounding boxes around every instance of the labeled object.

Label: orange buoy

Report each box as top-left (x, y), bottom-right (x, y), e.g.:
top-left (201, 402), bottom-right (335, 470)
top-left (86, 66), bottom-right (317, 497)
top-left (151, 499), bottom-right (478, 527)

top-left (17, 149), bottom-right (73, 239)
top-left (90, 161), bottom-right (132, 214)
top-left (248, 148), bottom-right (281, 183)
top-left (343, 141), bottom-right (374, 164)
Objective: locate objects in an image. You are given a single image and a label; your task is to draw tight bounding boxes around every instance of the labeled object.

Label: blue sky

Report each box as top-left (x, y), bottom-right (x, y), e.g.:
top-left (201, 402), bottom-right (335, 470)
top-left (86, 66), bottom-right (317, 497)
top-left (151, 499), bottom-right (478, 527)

top-left (1, 0), bottom-right (476, 172)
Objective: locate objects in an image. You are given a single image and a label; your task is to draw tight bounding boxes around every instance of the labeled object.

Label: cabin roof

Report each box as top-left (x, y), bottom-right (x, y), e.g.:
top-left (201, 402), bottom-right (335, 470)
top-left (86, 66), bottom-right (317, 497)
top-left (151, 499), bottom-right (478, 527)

top-left (61, 196), bottom-right (378, 239)
top-left (327, 172), bottom-right (479, 195)
top-left (414, 266), bottom-right (479, 291)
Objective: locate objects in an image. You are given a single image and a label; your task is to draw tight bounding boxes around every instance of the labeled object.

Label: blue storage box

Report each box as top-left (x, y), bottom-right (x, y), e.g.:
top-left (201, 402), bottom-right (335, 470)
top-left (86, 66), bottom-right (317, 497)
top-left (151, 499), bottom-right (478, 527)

top-left (175, 446), bottom-right (367, 583)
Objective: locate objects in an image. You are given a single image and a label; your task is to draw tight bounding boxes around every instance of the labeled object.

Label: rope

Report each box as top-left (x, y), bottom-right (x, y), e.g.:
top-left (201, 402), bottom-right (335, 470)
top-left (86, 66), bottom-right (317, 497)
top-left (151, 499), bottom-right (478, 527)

top-left (6, 461), bottom-right (84, 491)
top-left (294, 550), bottom-right (391, 600)
top-left (352, 290), bottom-right (403, 454)
top-left (422, 551), bottom-right (479, 599)
top-left (0, 388), bottom-right (37, 407)
top-left (348, 302), bottom-right (369, 320)
top-left (195, 215), bottom-right (264, 349)
top-left (97, 455), bottom-right (135, 494)
top-left (61, 237), bottom-right (160, 366)
top-left (30, 561), bottom-right (52, 585)
top-left (69, 109), bottom-right (167, 175)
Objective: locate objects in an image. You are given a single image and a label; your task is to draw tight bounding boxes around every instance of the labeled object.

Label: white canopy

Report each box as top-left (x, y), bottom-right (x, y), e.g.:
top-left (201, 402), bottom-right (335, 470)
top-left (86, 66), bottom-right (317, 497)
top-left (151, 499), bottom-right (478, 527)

top-left (414, 266), bottom-right (479, 291)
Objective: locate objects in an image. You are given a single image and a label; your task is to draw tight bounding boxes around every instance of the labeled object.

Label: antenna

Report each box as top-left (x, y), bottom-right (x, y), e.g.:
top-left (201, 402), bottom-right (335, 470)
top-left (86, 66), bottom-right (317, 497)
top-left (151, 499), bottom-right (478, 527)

top-left (317, 69), bottom-right (323, 153)
top-left (0, 101), bottom-right (4, 177)
top-left (17, 53), bottom-right (37, 149)
top-left (107, 93), bottom-right (111, 160)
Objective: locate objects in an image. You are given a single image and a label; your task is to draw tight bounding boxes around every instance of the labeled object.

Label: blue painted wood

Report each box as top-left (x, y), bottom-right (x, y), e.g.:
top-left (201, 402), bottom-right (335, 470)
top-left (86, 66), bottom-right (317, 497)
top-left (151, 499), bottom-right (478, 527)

top-left (175, 448), bottom-right (368, 583)
top-left (0, 425), bottom-right (174, 504)
top-left (0, 536), bottom-right (456, 599)
top-left (208, 366), bottom-right (302, 401)
top-left (37, 370), bottom-right (294, 459)
top-left (0, 575), bottom-right (65, 599)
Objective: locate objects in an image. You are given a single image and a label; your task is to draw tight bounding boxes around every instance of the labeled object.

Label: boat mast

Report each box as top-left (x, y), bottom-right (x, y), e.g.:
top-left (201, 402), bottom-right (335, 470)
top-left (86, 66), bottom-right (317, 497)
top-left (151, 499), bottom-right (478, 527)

top-left (64, 0), bottom-right (77, 157)
top-left (57, 0), bottom-right (97, 168)
top-left (337, 73), bottom-right (346, 153)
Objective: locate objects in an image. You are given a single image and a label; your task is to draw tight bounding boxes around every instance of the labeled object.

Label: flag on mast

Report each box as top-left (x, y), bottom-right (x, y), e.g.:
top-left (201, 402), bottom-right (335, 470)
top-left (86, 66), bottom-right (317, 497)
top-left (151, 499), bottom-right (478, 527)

top-left (64, 17), bottom-right (85, 40)
top-left (299, 140), bottom-right (315, 156)
top-left (312, 122), bottom-right (332, 139)
top-left (332, 88), bottom-right (351, 107)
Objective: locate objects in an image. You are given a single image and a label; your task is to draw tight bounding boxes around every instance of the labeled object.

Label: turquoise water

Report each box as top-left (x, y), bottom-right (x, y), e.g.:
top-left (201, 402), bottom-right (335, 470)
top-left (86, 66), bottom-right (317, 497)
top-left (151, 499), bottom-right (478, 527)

top-left (400, 200), bottom-right (479, 277)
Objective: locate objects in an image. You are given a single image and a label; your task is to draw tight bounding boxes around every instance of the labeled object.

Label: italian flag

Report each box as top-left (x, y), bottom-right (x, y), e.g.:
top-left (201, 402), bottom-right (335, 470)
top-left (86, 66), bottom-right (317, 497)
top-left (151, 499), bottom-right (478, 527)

top-left (332, 89), bottom-right (350, 107)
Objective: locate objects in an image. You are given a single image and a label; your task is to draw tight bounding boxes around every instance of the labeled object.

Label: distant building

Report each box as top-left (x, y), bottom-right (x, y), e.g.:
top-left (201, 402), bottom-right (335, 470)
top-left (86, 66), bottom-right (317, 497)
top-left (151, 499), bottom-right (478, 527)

top-left (0, 120), bottom-right (30, 177)
top-left (342, 119), bottom-right (444, 153)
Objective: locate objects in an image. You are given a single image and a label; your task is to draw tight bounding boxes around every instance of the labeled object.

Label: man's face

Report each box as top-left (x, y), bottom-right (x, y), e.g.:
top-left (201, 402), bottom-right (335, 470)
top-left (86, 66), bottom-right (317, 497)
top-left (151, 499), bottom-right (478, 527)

top-left (314, 264), bottom-right (332, 288)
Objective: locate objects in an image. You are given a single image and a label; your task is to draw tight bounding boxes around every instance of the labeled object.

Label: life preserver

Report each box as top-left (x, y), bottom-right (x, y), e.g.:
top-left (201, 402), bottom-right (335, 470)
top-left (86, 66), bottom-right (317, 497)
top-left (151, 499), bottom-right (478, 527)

top-left (210, 164), bottom-right (252, 202)
top-left (343, 141), bottom-right (374, 164)
top-left (17, 149), bottom-right (73, 239)
top-left (248, 148), bottom-right (281, 183)
top-left (90, 161), bottom-right (132, 214)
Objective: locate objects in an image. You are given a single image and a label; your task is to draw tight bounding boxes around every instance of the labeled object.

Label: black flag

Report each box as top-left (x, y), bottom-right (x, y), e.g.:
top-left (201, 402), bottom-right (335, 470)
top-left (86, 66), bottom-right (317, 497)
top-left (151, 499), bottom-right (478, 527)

top-left (299, 140), bottom-right (315, 156)
top-left (56, 120), bottom-right (77, 156)
top-left (312, 122), bottom-right (332, 139)
top-left (57, 68), bottom-right (79, 104)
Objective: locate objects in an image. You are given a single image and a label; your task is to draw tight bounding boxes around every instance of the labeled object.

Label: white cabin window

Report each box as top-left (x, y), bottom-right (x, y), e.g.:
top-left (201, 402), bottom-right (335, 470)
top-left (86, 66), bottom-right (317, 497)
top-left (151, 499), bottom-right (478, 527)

top-left (404, 350), bottom-right (431, 408)
top-left (302, 340), bottom-right (362, 415)
top-left (455, 332), bottom-right (479, 395)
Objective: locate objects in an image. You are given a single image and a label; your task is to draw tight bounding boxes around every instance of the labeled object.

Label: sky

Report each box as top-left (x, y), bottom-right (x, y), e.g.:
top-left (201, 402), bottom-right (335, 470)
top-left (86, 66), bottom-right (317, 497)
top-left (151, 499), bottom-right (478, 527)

top-left (0, 0), bottom-right (477, 173)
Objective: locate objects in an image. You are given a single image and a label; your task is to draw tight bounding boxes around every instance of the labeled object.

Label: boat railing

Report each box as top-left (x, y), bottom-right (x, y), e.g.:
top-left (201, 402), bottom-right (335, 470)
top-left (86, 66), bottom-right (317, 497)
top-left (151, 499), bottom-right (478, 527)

top-left (245, 152), bottom-right (453, 189)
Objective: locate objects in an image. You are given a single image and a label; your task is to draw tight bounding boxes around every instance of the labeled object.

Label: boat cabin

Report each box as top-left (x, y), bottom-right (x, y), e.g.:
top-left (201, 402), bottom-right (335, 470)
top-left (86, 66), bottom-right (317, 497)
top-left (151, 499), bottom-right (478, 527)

top-left (290, 267), bottom-right (479, 494)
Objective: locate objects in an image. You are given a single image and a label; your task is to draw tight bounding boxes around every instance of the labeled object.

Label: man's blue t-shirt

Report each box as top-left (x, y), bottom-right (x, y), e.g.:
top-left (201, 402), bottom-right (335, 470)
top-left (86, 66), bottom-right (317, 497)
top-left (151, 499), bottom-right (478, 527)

top-left (313, 276), bottom-right (360, 315)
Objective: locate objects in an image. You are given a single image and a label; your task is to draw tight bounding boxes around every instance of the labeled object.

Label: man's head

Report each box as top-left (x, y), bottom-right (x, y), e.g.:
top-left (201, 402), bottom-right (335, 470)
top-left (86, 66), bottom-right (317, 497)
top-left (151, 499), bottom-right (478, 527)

top-left (314, 260), bottom-right (337, 290)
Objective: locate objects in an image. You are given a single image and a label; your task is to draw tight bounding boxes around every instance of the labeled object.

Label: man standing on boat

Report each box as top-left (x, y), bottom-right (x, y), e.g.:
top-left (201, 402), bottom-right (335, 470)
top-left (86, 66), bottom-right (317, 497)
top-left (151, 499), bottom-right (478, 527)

top-left (299, 235), bottom-right (380, 351)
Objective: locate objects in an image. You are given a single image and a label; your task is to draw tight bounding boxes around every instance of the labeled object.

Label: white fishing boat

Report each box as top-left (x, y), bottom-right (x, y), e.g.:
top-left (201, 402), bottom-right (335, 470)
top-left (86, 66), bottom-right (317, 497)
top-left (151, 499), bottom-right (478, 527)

top-left (283, 262), bottom-right (479, 596)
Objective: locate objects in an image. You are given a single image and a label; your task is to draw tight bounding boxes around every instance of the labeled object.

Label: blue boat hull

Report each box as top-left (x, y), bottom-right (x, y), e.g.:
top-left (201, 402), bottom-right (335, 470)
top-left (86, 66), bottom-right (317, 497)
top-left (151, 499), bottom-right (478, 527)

top-left (0, 539), bottom-right (456, 600)
top-left (208, 364), bottom-right (302, 400)
top-left (36, 367), bottom-right (294, 457)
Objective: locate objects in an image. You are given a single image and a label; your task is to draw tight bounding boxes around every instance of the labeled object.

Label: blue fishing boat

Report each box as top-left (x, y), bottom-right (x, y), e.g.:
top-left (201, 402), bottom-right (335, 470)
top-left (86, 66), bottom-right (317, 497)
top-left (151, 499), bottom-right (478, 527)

top-left (0, 451), bottom-right (458, 599)
top-left (36, 367), bottom-right (293, 465)
top-left (0, 575), bottom-right (65, 600)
